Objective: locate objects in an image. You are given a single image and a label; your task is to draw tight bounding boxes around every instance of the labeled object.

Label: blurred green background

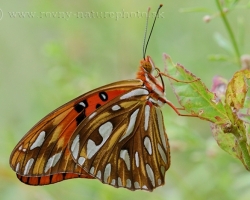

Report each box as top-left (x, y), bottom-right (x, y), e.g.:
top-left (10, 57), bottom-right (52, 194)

top-left (1, 1), bottom-right (250, 200)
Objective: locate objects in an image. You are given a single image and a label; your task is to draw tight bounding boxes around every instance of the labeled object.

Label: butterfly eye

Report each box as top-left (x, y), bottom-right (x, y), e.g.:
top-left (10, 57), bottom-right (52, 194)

top-left (141, 56), bottom-right (156, 74)
top-left (141, 60), bottom-right (153, 73)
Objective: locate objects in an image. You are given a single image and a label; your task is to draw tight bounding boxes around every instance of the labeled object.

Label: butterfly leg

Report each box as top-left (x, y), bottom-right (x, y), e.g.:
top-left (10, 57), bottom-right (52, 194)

top-left (159, 71), bottom-right (200, 84)
top-left (162, 98), bottom-right (203, 118)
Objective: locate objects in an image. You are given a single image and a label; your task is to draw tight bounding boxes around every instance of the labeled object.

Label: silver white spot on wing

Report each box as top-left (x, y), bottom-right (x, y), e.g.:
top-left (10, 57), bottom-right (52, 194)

top-left (156, 108), bottom-right (166, 150)
top-left (96, 170), bottom-right (102, 179)
top-left (158, 178), bottom-right (162, 185)
top-left (79, 101), bottom-right (87, 108)
top-left (112, 105), bottom-right (121, 111)
top-left (144, 136), bottom-right (152, 155)
top-left (18, 144), bottom-right (26, 152)
top-left (44, 152), bottom-right (62, 173)
top-left (71, 135), bottom-right (80, 160)
top-left (158, 143), bottom-right (167, 164)
top-left (104, 163), bottom-right (111, 183)
top-left (142, 185), bottom-right (148, 189)
top-left (120, 89), bottom-right (149, 100)
top-left (120, 150), bottom-right (130, 170)
top-left (134, 181), bottom-right (140, 189)
top-left (111, 179), bottom-right (116, 186)
top-left (118, 177), bottom-right (122, 187)
top-left (90, 167), bottom-right (95, 174)
top-left (135, 152), bottom-right (139, 167)
top-left (30, 131), bottom-right (46, 150)
top-left (87, 121), bottom-right (113, 159)
top-left (146, 164), bottom-right (155, 187)
top-left (144, 105), bottom-right (150, 131)
top-left (88, 112), bottom-right (97, 120)
top-left (148, 97), bottom-right (157, 104)
top-left (24, 158), bottom-right (34, 175)
top-left (15, 162), bottom-right (20, 172)
top-left (78, 157), bottom-right (86, 165)
top-left (18, 145), bottom-right (23, 151)
top-left (100, 93), bottom-right (107, 100)
top-left (119, 109), bottom-right (139, 142)
top-left (126, 179), bottom-right (131, 188)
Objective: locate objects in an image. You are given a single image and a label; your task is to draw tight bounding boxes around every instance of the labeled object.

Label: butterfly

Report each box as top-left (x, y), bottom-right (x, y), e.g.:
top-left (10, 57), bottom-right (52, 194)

top-left (9, 5), bottom-right (187, 191)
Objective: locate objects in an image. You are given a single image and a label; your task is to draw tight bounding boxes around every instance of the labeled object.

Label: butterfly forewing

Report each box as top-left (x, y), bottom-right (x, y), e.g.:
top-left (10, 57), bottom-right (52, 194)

top-left (69, 87), bottom-right (170, 191)
top-left (10, 80), bottom-right (143, 185)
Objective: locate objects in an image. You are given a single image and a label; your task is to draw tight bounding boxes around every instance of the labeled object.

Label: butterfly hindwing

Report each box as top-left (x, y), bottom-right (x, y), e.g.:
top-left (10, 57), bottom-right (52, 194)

top-left (69, 87), bottom-right (170, 191)
top-left (9, 80), bottom-right (143, 185)
top-left (16, 168), bottom-right (94, 185)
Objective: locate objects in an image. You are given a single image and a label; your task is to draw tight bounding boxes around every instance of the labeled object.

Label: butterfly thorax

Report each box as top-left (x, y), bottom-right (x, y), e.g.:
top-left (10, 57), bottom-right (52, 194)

top-left (136, 56), bottom-right (167, 107)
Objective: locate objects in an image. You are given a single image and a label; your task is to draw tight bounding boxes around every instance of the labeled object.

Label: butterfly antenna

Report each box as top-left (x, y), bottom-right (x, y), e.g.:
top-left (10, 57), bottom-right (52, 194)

top-left (143, 4), bottom-right (163, 60)
top-left (143, 7), bottom-right (151, 60)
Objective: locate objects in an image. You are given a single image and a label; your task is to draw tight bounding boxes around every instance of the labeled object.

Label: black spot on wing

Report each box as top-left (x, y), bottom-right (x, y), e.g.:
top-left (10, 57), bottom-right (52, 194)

top-left (99, 92), bottom-right (108, 101)
top-left (49, 175), bottom-right (53, 183)
top-left (74, 99), bottom-right (88, 113)
top-left (96, 104), bottom-right (101, 109)
top-left (76, 112), bottom-right (86, 125)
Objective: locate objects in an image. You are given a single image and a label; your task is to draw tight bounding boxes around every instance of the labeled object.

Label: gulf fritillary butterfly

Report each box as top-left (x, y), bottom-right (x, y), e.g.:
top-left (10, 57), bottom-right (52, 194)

top-left (10, 5), bottom-right (192, 191)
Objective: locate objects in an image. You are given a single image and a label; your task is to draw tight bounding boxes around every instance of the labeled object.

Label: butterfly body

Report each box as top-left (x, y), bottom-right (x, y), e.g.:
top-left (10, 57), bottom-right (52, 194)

top-left (10, 56), bottom-right (171, 191)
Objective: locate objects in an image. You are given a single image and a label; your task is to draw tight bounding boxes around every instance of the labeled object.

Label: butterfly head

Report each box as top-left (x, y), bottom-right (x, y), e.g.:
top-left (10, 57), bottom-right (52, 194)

top-left (137, 56), bottom-right (167, 106)
top-left (140, 56), bottom-right (156, 73)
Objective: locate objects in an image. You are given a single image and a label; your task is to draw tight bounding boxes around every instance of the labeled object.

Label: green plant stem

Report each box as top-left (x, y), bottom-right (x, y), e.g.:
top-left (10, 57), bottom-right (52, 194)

top-left (215, 0), bottom-right (241, 67)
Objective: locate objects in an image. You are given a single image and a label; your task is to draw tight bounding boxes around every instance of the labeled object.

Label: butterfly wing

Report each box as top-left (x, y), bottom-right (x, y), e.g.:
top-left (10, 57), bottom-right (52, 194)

top-left (16, 169), bottom-right (92, 185)
top-left (69, 87), bottom-right (170, 191)
top-left (10, 80), bottom-right (143, 185)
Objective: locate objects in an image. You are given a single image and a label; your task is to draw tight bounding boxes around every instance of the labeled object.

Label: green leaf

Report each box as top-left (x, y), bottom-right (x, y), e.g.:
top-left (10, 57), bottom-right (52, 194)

top-left (164, 55), bottom-right (250, 170)
top-left (238, 97), bottom-right (250, 124)
top-left (225, 69), bottom-right (250, 110)
top-left (164, 54), bottom-right (230, 125)
top-left (214, 69), bottom-right (250, 170)
top-left (211, 123), bottom-right (242, 160)
top-left (237, 78), bottom-right (250, 123)
top-left (215, 104), bottom-right (250, 170)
